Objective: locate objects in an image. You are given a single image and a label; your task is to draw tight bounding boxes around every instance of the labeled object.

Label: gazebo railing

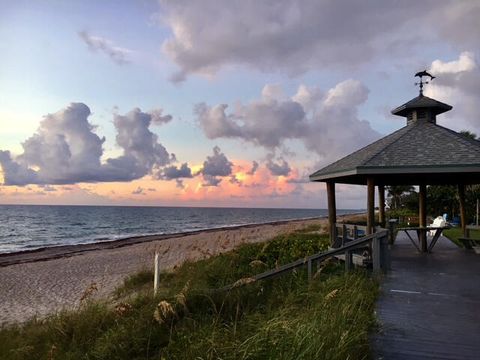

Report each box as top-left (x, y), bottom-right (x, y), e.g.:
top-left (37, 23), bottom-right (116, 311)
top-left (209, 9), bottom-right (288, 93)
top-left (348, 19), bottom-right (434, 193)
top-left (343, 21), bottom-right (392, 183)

top-left (222, 229), bottom-right (390, 291)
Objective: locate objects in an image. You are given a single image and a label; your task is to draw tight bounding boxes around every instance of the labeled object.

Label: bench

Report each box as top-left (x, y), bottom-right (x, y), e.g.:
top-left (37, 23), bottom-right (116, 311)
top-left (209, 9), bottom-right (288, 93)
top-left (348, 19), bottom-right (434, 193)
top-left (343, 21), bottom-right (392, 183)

top-left (458, 225), bottom-right (480, 252)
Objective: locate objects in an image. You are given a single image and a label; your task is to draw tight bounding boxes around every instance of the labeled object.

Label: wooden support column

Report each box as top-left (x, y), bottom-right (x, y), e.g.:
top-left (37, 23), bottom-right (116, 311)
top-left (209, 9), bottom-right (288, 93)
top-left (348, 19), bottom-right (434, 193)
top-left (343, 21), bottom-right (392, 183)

top-left (458, 184), bottom-right (467, 237)
top-left (419, 184), bottom-right (427, 252)
top-left (367, 177), bottom-right (375, 234)
top-left (326, 181), bottom-right (337, 245)
top-left (378, 184), bottom-right (386, 228)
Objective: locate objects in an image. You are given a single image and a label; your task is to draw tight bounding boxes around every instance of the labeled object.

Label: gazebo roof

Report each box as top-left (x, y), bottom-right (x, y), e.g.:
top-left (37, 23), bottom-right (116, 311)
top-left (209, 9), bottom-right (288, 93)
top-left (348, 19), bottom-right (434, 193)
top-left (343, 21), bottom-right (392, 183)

top-left (391, 94), bottom-right (452, 117)
top-left (309, 96), bottom-right (480, 186)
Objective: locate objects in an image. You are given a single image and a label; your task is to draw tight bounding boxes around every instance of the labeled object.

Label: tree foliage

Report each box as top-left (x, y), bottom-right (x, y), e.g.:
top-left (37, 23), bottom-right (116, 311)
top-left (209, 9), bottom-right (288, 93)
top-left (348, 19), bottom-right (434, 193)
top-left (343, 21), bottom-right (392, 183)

top-left (386, 185), bottom-right (416, 210)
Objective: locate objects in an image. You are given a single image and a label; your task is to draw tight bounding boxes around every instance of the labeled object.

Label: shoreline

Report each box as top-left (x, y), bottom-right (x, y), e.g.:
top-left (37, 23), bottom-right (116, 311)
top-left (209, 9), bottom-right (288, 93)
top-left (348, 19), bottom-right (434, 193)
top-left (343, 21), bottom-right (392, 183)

top-left (0, 216), bottom-right (326, 267)
top-left (0, 217), bottom-right (331, 324)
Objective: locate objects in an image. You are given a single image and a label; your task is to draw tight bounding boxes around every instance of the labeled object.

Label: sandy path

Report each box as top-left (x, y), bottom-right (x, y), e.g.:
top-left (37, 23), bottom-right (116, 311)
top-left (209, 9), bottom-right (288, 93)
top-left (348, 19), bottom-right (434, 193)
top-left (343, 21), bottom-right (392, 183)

top-left (0, 218), bottom-right (327, 325)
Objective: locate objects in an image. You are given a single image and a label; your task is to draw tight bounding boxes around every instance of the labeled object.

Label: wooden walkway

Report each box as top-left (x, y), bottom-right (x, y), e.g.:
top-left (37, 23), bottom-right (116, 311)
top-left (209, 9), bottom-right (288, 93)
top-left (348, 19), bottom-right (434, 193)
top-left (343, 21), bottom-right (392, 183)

top-left (372, 232), bottom-right (480, 359)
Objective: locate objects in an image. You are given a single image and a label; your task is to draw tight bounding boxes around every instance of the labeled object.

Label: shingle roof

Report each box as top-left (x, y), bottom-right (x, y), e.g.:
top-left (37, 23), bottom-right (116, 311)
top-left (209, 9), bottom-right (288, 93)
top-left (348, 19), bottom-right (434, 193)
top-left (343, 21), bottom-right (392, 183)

top-left (391, 94), bottom-right (452, 117)
top-left (309, 121), bottom-right (480, 183)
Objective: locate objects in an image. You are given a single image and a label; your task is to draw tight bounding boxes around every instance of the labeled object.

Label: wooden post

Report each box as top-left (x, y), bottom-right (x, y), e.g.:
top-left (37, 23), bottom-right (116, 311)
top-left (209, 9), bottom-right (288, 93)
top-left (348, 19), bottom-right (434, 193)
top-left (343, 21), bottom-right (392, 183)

top-left (367, 178), bottom-right (375, 234)
top-left (378, 184), bottom-right (386, 228)
top-left (327, 181), bottom-right (337, 245)
top-left (419, 184), bottom-right (427, 252)
top-left (154, 252), bottom-right (160, 295)
top-left (458, 184), bottom-right (467, 237)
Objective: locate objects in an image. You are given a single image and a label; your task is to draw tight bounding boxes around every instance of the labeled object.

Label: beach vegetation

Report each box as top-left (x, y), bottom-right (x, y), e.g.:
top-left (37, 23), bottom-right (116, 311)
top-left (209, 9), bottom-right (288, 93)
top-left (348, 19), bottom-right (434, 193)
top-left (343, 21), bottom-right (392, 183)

top-left (0, 229), bottom-right (378, 359)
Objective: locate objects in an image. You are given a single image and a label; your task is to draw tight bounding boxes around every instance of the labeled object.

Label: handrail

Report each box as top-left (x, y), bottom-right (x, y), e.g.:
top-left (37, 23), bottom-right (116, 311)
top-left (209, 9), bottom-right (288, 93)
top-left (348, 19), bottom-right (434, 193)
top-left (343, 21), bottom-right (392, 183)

top-left (254, 230), bottom-right (387, 281)
top-left (223, 228), bottom-right (389, 291)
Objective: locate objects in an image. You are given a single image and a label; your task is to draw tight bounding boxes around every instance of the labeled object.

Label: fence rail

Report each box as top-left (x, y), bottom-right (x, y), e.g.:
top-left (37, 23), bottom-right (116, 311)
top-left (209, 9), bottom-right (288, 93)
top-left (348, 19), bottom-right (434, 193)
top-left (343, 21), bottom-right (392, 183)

top-left (222, 227), bottom-right (390, 291)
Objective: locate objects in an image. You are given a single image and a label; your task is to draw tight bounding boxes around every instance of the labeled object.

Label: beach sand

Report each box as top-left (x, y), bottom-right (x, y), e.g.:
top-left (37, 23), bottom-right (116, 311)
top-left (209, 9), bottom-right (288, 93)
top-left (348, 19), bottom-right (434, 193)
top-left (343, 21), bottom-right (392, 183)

top-left (0, 217), bottom-right (331, 325)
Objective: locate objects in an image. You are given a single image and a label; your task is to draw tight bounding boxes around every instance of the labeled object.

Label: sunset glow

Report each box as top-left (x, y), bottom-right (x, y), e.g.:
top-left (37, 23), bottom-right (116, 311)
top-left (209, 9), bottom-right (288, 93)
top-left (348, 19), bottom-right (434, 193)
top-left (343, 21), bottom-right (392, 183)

top-left (1, 1), bottom-right (479, 208)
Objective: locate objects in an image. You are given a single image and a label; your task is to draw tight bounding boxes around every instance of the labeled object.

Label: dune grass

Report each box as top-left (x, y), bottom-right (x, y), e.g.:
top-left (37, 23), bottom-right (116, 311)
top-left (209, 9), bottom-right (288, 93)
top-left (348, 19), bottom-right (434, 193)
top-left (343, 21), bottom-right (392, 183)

top-left (0, 230), bottom-right (379, 360)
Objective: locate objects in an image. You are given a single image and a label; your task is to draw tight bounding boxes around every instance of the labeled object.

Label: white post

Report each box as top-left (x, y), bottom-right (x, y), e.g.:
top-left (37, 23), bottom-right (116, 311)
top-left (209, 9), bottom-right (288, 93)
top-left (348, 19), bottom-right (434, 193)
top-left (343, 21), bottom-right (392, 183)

top-left (154, 252), bottom-right (160, 295)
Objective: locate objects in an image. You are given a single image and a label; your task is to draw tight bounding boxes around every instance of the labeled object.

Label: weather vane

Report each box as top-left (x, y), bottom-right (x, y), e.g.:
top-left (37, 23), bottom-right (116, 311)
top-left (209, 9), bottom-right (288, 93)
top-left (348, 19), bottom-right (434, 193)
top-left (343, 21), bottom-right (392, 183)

top-left (414, 70), bottom-right (435, 95)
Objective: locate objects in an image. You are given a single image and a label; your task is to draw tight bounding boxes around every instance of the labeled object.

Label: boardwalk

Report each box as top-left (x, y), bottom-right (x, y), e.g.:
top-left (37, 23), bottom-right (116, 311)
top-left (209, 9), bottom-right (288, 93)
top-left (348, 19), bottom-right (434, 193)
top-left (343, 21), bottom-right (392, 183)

top-left (372, 232), bottom-right (480, 359)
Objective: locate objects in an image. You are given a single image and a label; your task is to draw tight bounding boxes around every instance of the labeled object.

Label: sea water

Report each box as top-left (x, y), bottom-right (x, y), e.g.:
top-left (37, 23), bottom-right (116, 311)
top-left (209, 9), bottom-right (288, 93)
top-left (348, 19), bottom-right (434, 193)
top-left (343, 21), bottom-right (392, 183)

top-left (0, 205), bottom-right (358, 253)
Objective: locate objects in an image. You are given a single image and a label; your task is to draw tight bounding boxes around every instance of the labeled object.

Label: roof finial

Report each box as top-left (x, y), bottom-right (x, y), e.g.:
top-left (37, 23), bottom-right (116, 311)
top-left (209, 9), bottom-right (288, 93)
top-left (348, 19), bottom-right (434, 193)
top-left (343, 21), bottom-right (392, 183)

top-left (415, 70), bottom-right (435, 96)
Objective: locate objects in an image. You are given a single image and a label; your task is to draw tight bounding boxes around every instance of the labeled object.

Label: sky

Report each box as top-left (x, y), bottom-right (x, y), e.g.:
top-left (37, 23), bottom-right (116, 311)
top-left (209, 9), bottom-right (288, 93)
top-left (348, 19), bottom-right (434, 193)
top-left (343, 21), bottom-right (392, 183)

top-left (0, 0), bottom-right (479, 209)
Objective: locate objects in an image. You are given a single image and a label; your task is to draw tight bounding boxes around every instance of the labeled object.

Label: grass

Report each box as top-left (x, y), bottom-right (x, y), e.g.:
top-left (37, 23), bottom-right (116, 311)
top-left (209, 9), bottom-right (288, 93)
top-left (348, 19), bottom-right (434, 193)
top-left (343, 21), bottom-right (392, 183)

top-left (0, 229), bottom-right (379, 360)
top-left (444, 227), bottom-right (480, 247)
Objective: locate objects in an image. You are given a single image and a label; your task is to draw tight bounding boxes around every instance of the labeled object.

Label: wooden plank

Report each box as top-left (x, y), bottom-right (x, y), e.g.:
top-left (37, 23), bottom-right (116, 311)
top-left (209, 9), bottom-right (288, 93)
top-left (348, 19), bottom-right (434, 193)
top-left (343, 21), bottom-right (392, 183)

top-left (252, 230), bottom-right (388, 282)
top-left (373, 232), bottom-right (480, 359)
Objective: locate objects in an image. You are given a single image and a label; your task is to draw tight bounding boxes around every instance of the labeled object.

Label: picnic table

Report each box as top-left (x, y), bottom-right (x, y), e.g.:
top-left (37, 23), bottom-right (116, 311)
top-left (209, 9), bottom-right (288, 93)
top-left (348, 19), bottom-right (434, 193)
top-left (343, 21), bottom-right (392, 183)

top-left (396, 226), bottom-right (450, 253)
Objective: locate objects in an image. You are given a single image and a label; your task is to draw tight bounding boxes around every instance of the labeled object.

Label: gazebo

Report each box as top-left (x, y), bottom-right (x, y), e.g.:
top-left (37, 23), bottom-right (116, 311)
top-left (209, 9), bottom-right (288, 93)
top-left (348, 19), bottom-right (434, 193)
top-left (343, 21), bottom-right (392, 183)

top-left (309, 73), bottom-right (480, 251)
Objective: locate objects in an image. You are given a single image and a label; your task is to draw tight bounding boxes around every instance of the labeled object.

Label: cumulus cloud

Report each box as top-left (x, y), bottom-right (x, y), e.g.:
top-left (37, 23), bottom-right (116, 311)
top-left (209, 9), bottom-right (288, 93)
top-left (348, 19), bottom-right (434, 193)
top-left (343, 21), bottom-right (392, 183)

top-left (199, 146), bottom-right (233, 186)
top-left (0, 103), bottom-right (174, 185)
top-left (195, 85), bottom-right (306, 148)
top-left (196, 80), bottom-right (379, 164)
top-left (79, 31), bottom-right (131, 65)
top-left (266, 157), bottom-right (291, 177)
top-left (158, 0), bottom-right (476, 81)
top-left (426, 52), bottom-right (480, 133)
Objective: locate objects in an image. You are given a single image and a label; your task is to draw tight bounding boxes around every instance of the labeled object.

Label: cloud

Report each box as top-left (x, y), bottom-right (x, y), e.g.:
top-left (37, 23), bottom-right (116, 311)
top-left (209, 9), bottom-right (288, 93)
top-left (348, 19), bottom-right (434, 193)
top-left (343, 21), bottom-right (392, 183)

top-left (196, 80), bottom-right (379, 164)
top-left (199, 146), bottom-right (233, 186)
top-left (229, 174), bottom-right (242, 185)
top-left (426, 52), bottom-right (480, 133)
top-left (158, 163), bottom-right (193, 180)
top-left (202, 174), bottom-right (222, 187)
top-left (266, 157), bottom-right (291, 176)
top-left (195, 87), bottom-right (306, 148)
top-left (132, 186), bottom-right (145, 195)
top-left (0, 103), bottom-right (174, 185)
top-left (110, 107), bottom-right (173, 179)
top-left (175, 179), bottom-right (185, 189)
top-left (246, 160), bottom-right (259, 175)
top-left (79, 31), bottom-right (131, 65)
top-left (158, 0), bottom-right (476, 81)
top-left (149, 109), bottom-right (173, 125)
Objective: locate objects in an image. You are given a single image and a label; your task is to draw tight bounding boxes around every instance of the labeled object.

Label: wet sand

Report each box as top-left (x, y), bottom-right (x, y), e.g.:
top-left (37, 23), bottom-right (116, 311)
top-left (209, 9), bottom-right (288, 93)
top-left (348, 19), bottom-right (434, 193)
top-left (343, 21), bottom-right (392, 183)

top-left (0, 217), bottom-right (329, 325)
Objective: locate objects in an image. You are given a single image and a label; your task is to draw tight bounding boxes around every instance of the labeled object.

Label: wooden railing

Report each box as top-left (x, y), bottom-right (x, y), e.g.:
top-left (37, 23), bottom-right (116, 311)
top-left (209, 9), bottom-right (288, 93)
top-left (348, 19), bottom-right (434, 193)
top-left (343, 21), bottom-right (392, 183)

top-left (223, 228), bottom-right (390, 291)
top-left (332, 223), bottom-right (368, 247)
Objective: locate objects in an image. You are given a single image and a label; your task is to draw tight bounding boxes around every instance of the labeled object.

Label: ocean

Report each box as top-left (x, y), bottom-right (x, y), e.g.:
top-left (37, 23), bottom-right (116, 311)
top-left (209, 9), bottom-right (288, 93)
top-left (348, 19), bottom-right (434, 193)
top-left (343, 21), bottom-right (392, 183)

top-left (0, 205), bottom-right (359, 253)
